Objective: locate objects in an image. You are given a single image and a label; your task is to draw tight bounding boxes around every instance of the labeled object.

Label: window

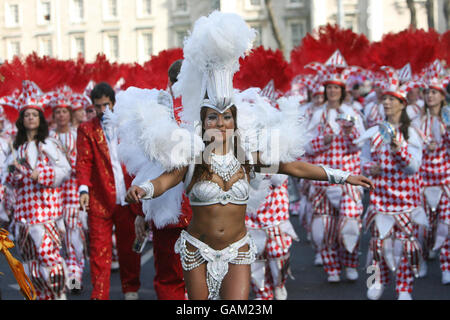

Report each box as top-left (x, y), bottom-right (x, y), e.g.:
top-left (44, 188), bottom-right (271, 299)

top-left (252, 25), bottom-right (263, 48)
top-left (39, 37), bottom-right (53, 57)
top-left (38, 1), bottom-right (51, 24)
top-left (245, 0), bottom-right (263, 10)
top-left (137, 0), bottom-right (151, 17)
top-left (287, 0), bottom-right (303, 7)
top-left (176, 30), bottom-right (188, 47)
top-left (72, 35), bottom-right (85, 57)
top-left (7, 39), bottom-right (21, 60)
top-left (138, 31), bottom-right (153, 63)
top-left (211, 0), bottom-right (220, 11)
top-left (105, 0), bottom-right (118, 18)
top-left (174, 0), bottom-right (187, 12)
top-left (6, 3), bottom-right (20, 27)
top-left (290, 21), bottom-right (306, 49)
top-left (71, 0), bottom-right (84, 22)
top-left (143, 0), bottom-right (152, 15)
top-left (344, 17), bottom-right (356, 31)
top-left (106, 34), bottom-right (119, 60)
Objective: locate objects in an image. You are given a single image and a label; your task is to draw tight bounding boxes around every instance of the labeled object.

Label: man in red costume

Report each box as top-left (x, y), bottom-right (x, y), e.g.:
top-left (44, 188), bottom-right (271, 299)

top-left (77, 82), bottom-right (141, 300)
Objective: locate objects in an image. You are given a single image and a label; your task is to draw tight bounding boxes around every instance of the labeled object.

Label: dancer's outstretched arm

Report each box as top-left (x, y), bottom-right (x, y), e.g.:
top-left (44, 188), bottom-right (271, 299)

top-left (278, 161), bottom-right (374, 189)
top-left (125, 167), bottom-right (188, 203)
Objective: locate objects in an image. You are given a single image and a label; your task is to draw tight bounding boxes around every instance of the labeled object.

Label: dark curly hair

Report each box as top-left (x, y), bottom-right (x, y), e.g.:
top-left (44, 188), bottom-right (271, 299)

top-left (14, 108), bottom-right (49, 150)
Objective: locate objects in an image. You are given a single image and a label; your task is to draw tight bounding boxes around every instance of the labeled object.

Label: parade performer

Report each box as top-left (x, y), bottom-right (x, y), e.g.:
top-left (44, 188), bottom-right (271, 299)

top-left (246, 173), bottom-right (298, 300)
top-left (45, 88), bottom-right (87, 294)
top-left (359, 67), bottom-right (427, 300)
top-left (364, 73), bottom-right (386, 129)
top-left (70, 93), bottom-right (90, 129)
top-left (76, 82), bottom-right (142, 300)
top-left (4, 80), bottom-right (71, 300)
top-left (83, 81), bottom-right (97, 121)
top-left (412, 60), bottom-right (450, 284)
top-left (304, 50), bottom-right (367, 283)
top-left (117, 11), bottom-right (372, 300)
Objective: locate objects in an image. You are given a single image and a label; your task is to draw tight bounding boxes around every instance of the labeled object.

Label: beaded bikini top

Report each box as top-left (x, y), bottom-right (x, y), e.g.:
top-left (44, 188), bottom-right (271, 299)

top-left (187, 151), bottom-right (250, 207)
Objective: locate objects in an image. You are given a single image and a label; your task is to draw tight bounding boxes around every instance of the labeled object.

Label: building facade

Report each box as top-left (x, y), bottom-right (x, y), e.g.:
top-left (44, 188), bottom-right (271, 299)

top-left (0, 0), bottom-right (447, 63)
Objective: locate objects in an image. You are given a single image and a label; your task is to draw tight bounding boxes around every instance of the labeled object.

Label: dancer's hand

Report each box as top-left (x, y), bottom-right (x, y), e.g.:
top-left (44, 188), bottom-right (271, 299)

top-left (134, 215), bottom-right (147, 241)
top-left (80, 193), bottom-right (89, 211)
top-left (126, 185), bottom-right (146, 203)
top-left (390, 138), bottom-right (402, 153)
top-left (324, 134), bottom-right (333, 145)
top-left (346, 175), bottom-right (374, 190)
top-left (30, 169), bottom-right (39, 181)
top-left (427, 140), bottom-right (437, 152)
top-left (369, 164), bottom-right (382, 177)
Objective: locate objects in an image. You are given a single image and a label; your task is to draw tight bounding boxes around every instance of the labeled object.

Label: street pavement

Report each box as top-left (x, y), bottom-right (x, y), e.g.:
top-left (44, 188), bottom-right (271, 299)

top-left (1, 212), bottom-right (449, 301)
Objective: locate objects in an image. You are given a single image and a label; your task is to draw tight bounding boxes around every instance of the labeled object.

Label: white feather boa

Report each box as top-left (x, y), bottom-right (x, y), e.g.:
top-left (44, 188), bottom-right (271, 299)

top-left (111, 87), bottom-right (204, 172)
top-left (109, 87), bottom-right (204, 228)
top-left (235, 88), bottom-right (308, 165)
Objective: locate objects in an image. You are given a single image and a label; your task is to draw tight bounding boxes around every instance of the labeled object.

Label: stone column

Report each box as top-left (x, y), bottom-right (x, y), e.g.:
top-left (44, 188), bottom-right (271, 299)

top-left (367, 0), bottom-right (384, 41)
top-left (310, 0), bottom-right (327, 31)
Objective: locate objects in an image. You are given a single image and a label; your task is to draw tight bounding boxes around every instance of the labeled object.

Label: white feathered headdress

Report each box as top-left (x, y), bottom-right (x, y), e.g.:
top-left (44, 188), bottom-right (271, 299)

top-left (173, 11), bottom-right (256, 126)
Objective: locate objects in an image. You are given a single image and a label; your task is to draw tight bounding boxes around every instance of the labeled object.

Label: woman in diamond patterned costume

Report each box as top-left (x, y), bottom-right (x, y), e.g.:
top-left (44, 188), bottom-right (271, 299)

top-left (4, 80), bottom-right (71, 300)
top-left (357, 67), bottom-right (427, 300)
top-left (115, 12), bottom-right (373, 300)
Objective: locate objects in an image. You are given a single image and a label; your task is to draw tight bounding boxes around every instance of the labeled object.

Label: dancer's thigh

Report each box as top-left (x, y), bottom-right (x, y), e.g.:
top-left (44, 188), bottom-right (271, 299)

top-left (220, 263), bottom-right (251, 300)
top-left (183, 263), bottom-right (208, 300)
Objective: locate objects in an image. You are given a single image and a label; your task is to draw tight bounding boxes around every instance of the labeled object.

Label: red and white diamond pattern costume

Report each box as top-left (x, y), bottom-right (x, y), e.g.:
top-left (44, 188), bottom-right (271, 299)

top-left (246, 175), bottom-right (298, 300)
top-left (364, 101), bottom-right (385, 129)
top-left (306, 104), bottom-right (365, 279)
top-left (361, 125), bottom-right (426, 294)
top-left (50, 128), bottom-right (87, 287)
top-left (413, 115), bottom-right (450, 276)
top-left (5, 137), bottom-right (71, 299)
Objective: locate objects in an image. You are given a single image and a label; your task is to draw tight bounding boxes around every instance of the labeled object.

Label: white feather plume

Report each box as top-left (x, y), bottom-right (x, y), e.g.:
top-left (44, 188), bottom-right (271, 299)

top-left (110, 87), bottom-right (204, 228)
top-left (235, 88), bottom-right (308, 166)
top-left (173, 11), bottom-right (256, 126)
top-left (112, 87), bottom-right (204, 172)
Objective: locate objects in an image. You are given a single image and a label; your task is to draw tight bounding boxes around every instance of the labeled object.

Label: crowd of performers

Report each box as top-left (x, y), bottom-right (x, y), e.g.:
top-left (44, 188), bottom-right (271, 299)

top-left (0, 16), bottom-right (449, 301)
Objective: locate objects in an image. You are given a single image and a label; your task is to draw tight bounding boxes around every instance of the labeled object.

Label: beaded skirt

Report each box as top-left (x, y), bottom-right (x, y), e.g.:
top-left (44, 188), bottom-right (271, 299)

top-left (175, 230), bottom-right (256, 300)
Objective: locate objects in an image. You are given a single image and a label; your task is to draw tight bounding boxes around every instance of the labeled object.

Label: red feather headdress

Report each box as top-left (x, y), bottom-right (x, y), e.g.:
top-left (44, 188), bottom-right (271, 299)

top-left (234, 46), bottom-right (293, 94)
top-left (368, 27), bottom-right (441, 74)
top-left (289, 24), bottom-right (370, 76)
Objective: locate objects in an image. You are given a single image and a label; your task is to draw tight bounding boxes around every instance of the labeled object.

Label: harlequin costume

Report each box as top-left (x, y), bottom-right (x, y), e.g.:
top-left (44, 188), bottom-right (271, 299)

top-left (358, 67), bottom-right (428, 300)
top-left (246, 174), bottom-right (298, 300)
top-left (304, 50), bottom-right (366, 283)
top-left (412, 60), bottom-right (450, 284)
top-left (44, 87), bottom-right (91, 291)
top-left (4, 80), bottom-right (72, 300)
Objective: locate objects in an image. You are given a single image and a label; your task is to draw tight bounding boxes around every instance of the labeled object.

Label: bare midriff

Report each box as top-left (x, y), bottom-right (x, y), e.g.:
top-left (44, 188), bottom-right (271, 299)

top-left (186, 204), bottom-right (247, 251)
